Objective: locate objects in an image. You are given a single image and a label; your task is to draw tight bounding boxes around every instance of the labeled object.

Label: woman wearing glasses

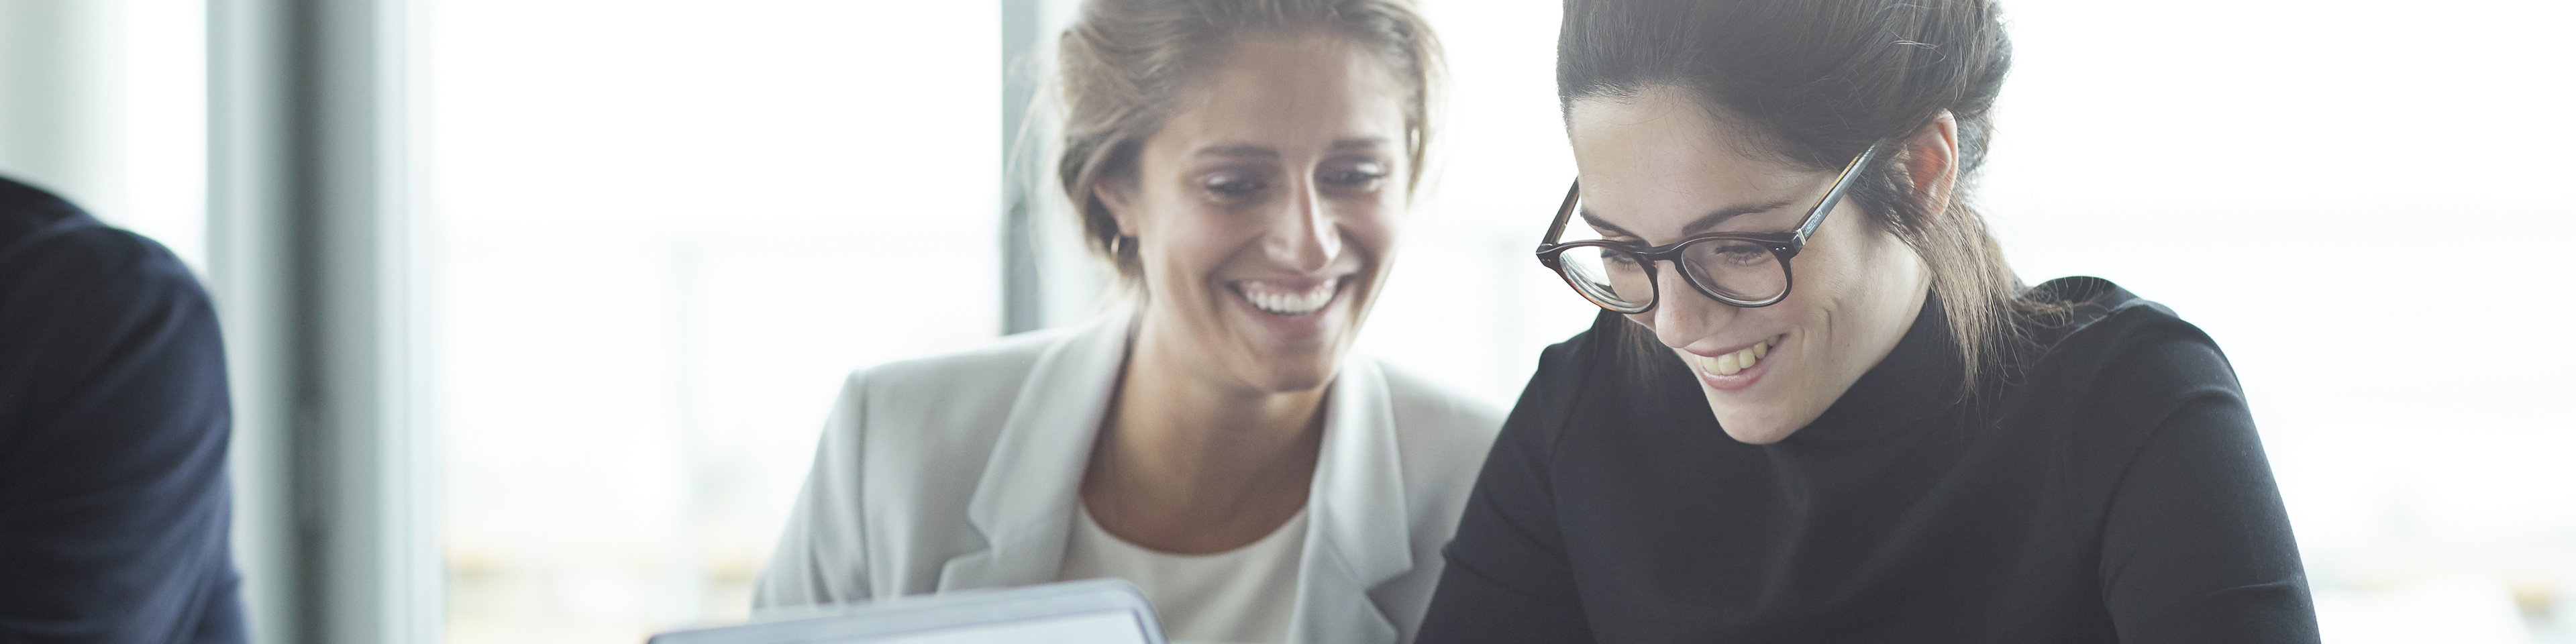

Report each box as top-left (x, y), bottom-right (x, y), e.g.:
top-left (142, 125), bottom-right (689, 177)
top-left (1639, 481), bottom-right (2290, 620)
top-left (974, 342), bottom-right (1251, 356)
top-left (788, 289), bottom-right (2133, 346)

top-left (1416, 0), bottom-right (2318, 642)
top-left (756, 1), bottom-right (1497, 643)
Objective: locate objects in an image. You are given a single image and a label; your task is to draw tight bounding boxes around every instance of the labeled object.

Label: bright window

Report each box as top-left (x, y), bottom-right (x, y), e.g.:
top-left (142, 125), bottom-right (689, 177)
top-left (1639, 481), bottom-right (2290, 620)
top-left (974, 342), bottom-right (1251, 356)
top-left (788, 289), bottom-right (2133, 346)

top-left (0, 0), bottom-right (205, 268)
top-left (421, 2), bottom-right (998, 641)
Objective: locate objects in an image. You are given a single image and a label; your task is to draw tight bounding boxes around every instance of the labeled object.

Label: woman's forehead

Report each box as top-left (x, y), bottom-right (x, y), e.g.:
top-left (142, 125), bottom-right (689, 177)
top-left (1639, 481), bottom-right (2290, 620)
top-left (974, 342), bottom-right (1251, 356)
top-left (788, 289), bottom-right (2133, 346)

top-left (1147, 36), bottom-right (1408, 160)
top-left (1568, 93), bottom-right (1821, 236)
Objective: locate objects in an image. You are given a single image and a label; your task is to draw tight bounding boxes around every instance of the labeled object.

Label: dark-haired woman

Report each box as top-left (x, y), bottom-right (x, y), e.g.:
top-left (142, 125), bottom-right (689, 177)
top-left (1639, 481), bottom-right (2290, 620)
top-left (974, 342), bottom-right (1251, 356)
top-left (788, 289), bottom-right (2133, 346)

top-left (754, 1), bottom-right (1498, 643)
top-left (1415, 0), bottom-right (2319, 642)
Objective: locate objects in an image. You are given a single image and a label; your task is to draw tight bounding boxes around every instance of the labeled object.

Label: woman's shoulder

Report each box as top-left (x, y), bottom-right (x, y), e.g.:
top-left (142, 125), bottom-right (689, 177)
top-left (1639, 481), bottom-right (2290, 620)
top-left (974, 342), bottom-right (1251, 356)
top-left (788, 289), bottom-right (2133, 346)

top-left (847, 324), bottom-right (1083, 393)
top-left (1359, 360), bottom-right (1508, 553)
top-left (2016, 276), bottom-right (2232, 386)
top-left (1370, 360), bottom-right (1507, 447)
top-left (1521, 311), bottom-right (1704, 422)
top-left (1368, 360), bottom-right (1506, 490)
top-left (2020, 276), bottom-right (2185, 346)
top-left (1514, 310), bottom-right (1640, 394)
top-left (2006, 276), bottom-right (2246, 454)
top-left (829, 321), bottom-right (1111, 445)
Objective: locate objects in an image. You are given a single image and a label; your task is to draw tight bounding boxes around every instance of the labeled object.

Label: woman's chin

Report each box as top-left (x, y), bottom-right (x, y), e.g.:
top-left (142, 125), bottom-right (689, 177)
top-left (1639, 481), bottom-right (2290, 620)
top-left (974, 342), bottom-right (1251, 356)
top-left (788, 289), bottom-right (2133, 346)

top-left (1222, 301), bottom-right (1363, 392)
top-left (1218, 343), bottom-right (1343, 393)
top-left (1230, 321), bottom-right (1350, 392)
top-left (1702, 396), bottom-right (1798, 444)
top-left (1716, 420), bottom-right (1796, 445)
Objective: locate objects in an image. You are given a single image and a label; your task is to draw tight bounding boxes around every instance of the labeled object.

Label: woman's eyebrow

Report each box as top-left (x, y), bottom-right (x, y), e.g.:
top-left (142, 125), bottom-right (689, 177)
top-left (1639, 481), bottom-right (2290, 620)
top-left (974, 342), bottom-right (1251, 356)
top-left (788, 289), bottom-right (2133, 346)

top-left (1679, 199), bottom-right (1798, 236)
top-left (1195, 138), bottom-right (1388, 160)
top-left (1581, 199), bottom-right (1800, 241)
top-left (1329, 137), bottom-right (1390, 152)
top-left (1578, 210), bottom-right (1640, 238)
top-left (1194, 144), bottom-right (1278, 160)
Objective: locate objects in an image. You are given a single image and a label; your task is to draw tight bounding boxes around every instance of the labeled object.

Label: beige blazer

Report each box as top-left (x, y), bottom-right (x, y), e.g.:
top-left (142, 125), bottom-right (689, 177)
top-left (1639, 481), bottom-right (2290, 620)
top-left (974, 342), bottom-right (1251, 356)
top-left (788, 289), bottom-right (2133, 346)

top-left (752, 311), bottom-right (1504, 644)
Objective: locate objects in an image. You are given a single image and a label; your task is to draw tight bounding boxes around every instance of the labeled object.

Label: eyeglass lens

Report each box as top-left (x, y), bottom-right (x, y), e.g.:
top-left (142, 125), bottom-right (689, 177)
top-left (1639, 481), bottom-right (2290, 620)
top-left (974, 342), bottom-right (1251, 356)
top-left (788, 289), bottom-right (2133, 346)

top-left (1551, 245), bottom-right (1655, 311)
top-left (1679, 239), bottom-right (1786, 302)
top-left (1551, 239), bottom-right (1786, 311)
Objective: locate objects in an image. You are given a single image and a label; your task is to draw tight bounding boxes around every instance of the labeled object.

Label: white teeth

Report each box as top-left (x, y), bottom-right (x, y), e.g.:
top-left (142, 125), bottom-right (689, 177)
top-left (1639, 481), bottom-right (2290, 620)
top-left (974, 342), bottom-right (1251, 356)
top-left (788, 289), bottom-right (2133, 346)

top-left (1243, 281), bottom-right (1338, 316)
top-left (1698, 339), bottom-right (1773, 377)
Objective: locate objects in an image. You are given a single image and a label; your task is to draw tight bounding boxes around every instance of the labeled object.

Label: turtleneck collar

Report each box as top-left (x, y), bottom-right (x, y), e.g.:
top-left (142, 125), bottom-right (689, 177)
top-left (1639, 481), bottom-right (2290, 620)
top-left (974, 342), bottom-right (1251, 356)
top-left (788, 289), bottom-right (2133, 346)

top-left (1773, 289), bottom-right (1964, 449)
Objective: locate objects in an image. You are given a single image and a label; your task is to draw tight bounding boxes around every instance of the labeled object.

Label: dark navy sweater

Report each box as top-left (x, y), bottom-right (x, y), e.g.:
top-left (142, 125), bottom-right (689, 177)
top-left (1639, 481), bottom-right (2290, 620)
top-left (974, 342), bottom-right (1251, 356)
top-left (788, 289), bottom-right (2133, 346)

top-left (0, 176), bottom-right (247, 644)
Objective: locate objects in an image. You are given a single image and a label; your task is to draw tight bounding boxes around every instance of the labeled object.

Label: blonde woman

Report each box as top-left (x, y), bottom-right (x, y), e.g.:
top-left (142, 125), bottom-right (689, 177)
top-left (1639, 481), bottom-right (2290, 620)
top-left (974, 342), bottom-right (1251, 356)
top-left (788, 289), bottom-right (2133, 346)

top-left (756, 2), bottom-right (1496, 643)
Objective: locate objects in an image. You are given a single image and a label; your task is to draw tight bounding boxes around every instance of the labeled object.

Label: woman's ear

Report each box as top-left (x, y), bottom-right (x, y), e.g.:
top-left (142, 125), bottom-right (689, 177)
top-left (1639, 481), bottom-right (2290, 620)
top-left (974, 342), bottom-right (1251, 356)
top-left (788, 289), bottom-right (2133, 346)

top-left (1094, 178), bottom-right (1143, 237)
top-left (1903, 111), bottom-right (1961, 219)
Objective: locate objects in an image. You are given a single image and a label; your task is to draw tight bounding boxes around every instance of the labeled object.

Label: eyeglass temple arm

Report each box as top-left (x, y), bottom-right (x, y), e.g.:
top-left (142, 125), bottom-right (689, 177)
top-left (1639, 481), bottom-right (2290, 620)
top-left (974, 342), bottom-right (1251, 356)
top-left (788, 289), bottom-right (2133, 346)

top-left (1541, 180), bottom-right (1581, 248)
top-left (1789, 142), bottom-right (1884, 253)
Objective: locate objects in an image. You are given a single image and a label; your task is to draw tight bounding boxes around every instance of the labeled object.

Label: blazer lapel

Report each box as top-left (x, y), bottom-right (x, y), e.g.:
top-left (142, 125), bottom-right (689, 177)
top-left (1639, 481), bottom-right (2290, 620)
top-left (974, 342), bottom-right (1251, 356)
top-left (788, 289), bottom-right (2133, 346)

top-left (1286, 358), bottom-right (1410, 644)
top-left (929, 320), bottom-right (1414, 643)
top-left (935, 311), bottom-right (1132, 593)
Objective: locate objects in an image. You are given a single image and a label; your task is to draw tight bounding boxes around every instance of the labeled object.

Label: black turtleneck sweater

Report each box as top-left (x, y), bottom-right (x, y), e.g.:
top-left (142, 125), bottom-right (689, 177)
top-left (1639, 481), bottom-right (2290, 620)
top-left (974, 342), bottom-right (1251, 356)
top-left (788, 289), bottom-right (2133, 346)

top-left (1416, 278), bottom-right (2318, 644)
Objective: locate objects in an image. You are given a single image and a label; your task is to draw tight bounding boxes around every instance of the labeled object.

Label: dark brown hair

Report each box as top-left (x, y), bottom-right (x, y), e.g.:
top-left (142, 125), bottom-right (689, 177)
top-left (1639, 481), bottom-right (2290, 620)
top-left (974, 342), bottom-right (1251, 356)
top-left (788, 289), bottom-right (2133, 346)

top-left (1561, 0), bottom-right (2047, 400)
top-left (1056, 0), bottom-right (1441, 282)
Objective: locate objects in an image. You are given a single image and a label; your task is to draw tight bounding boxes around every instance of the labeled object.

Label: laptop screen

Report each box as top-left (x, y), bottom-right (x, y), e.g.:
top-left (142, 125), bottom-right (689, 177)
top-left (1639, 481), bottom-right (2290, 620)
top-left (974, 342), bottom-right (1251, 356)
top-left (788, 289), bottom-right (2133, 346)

top-left (649, 579), bottom-right (1166, 644)
top-left (866, 608), bottom-right (1148, 644)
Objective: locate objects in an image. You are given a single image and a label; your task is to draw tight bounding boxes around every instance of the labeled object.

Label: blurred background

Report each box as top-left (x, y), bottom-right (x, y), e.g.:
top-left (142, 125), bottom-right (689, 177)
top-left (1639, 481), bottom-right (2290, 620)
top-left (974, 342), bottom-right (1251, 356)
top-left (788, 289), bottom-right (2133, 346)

top-left (0, 0), bottom-right (2569, 642)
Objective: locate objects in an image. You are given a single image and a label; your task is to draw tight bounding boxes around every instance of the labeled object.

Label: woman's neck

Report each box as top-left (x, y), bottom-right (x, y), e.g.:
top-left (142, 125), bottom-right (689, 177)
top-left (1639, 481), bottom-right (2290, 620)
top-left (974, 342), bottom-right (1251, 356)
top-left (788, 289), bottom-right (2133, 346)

top-left (1080, 319), bottom-right (1327, 554)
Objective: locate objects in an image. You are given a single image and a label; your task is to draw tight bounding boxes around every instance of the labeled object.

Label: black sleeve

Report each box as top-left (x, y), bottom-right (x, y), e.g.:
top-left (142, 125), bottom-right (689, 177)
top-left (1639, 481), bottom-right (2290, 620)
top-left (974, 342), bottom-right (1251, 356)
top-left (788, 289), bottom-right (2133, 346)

top-left (1416, 338), bottom-right (1596, 644)
top-left (0, 225), bottom-right (248, 644)
top-left (2092, 337), bottom-right (2319, 644)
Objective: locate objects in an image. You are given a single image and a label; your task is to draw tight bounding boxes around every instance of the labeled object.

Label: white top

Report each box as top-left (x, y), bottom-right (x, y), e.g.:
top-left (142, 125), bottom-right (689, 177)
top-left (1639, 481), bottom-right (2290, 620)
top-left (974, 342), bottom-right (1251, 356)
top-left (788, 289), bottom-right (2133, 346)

top-left (751, 309), bottom-right (1505, 644)
top-left (1060, 505), bottom-right (1307, 644)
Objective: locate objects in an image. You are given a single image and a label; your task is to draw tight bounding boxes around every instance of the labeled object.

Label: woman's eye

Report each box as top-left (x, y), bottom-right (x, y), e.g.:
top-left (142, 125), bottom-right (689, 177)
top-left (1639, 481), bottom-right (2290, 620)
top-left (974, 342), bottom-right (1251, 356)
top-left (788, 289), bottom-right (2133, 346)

top-left (1202, 172), bottom-right (1267, 197)
top-left (1321, 161), bottom-right (1388, 189)
top-left (1709, 243), bottom-right (1771, 266)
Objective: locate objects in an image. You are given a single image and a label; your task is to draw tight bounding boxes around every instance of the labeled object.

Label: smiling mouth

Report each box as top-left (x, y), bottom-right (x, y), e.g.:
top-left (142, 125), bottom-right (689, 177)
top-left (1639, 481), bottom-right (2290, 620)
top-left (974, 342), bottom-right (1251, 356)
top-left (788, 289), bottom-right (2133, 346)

top-left (1693, 333), bottom-right (1784, 376)
top-left (1237, 279), bottom-right (1340, 317)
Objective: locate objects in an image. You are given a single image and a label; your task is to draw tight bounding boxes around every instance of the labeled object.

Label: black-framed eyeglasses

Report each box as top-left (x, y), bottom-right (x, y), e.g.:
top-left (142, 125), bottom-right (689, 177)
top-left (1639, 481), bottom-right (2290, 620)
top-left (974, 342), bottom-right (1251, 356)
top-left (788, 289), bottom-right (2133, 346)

top-left (1535, 142), bottom-right (1884, 313)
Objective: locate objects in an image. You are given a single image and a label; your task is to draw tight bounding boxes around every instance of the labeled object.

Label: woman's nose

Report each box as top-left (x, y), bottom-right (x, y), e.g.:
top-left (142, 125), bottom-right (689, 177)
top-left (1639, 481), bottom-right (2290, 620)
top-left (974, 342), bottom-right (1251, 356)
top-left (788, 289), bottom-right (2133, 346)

top-left (1264, 181), bottom-right (1341, 272)
top-left (1649, 264), bottom-right (1731, 348)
